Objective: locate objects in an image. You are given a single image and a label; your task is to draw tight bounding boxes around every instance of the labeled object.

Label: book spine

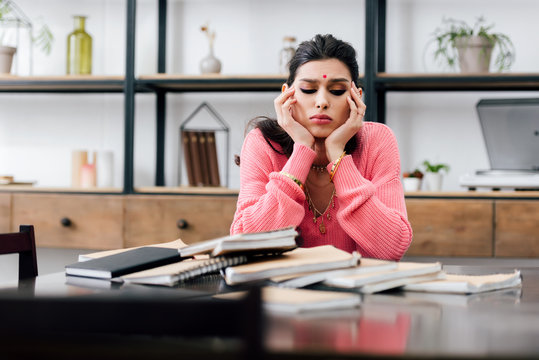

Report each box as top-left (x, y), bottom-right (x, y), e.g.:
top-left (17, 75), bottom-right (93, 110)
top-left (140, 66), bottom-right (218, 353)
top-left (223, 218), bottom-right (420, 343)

top-left (206, 131), bottom-right (221, 187)
top-left (197, 131), bottom-right (211, 186)
top-left (188, 131), bottom-right (204, 186)
top-left (182, 131), bottom-right (196, 186)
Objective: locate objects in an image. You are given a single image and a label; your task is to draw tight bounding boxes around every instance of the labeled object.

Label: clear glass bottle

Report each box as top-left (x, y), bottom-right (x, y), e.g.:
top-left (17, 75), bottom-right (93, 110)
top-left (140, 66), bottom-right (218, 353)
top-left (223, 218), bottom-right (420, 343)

top-left (279, 36), bottom-right (296, 75)
top-left (66, 15), bottom-right (92, 75)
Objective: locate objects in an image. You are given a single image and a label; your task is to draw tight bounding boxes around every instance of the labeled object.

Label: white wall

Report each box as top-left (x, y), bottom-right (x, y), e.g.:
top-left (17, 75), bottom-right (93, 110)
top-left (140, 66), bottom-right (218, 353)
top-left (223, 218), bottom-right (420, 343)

top-left (1, 0), bottom-right (538, 191)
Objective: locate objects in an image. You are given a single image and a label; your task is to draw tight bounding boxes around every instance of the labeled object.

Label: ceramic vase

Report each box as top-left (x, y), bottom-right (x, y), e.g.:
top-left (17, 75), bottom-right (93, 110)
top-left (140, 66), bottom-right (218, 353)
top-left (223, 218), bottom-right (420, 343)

top-left (403, 177), bottom-right (421, 192)
top-left (424, 172), bottom-right (443, 191)
top-left (0, 46), bottom-right (17, 74)
top-left (200, 44), bottom-right (221, 74)
top-left (455, 36), bottom-right (493, 73)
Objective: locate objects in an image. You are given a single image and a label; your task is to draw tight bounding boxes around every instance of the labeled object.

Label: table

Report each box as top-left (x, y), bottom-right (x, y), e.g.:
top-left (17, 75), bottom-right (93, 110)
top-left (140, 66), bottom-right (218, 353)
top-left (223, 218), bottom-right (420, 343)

top-left (1, 259), bottom-right (539, 359)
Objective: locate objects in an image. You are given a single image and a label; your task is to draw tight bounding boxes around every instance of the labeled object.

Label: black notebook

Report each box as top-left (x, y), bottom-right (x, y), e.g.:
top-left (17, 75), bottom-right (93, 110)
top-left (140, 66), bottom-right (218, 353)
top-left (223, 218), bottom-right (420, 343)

top-left (65, 247), bottom-right (185, 279)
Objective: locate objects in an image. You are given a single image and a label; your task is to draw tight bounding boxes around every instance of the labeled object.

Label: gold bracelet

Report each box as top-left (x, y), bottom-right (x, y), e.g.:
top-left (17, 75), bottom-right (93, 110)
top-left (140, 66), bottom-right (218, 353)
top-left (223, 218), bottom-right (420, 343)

top-left (280, 171), bottom-right (304, 192)
top-left (329, 151), bottom-right (346, 182)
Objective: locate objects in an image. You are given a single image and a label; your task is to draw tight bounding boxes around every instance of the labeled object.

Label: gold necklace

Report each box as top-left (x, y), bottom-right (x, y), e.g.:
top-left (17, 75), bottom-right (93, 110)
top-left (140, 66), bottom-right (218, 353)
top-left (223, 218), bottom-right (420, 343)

top-left (305, 186), bottom-right (336, 235)
top-left (311, 164), bottom-right (328, 173)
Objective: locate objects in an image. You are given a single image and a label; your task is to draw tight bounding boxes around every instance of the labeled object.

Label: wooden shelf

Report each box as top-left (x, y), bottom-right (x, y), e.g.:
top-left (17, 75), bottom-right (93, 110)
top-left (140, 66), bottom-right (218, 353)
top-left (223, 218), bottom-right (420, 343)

top-left (0, 75), bottom-right (125, 93)
top-left (405, 191), bottom-right (539, 200)
top-left (376, 73), bottom-right (539, 91)
top-left (0, 186), bottom-right (123, 194)
top-left (137, 74), bottom-right (287, 92)
top-left (134, 186), bottom-right (239, 196)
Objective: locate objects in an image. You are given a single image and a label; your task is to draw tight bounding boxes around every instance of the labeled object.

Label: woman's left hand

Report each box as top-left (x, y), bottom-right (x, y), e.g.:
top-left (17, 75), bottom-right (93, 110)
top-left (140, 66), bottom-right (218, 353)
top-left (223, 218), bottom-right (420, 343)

top-left (325, 82), bottom-right (366, 161)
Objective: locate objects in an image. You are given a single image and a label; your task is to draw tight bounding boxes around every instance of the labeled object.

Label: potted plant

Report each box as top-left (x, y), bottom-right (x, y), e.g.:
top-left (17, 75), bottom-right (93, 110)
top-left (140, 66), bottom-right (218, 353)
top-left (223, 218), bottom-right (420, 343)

top-left (402, 169), bottom-right (423, 192)
top-left (422, 160), bottom-right (450, 191)
top-left (0, 0), bottom-right (53, 74)
top-left (429, 16), bottom-right (515, 73)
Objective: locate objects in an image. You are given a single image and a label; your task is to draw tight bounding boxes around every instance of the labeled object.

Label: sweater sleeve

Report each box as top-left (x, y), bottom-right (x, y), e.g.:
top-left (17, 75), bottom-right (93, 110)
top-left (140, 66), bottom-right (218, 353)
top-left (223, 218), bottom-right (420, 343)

top-left (331, 125), bottom-right (412, 260)
top-left (230, 129), bottom-right (316, 234)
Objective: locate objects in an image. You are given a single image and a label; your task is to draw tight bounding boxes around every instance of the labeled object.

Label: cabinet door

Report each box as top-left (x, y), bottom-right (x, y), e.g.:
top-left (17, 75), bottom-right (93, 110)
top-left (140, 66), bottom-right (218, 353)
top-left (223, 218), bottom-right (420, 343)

top-left (124, 195), bottom-right (238, 247)
top-left (0, 193), bottom-right (10, 232)
top-left (495, 200), bottom-right (539, 257)
top-left (11, 194), bottom-right (124, 250)
top-left (405, 199), bottom-right (493, 256)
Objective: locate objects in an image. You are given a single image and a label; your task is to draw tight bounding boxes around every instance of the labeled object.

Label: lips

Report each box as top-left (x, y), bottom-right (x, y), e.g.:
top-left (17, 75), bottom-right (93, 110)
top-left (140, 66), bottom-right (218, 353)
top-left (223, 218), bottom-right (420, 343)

top-left (309, 114), bottom-right (332, 124)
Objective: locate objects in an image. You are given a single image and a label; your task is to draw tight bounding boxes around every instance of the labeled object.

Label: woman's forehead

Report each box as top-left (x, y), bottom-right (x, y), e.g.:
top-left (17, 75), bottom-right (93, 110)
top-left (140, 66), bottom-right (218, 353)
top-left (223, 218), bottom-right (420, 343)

top-left (296, 59), bottom-right (351, 81)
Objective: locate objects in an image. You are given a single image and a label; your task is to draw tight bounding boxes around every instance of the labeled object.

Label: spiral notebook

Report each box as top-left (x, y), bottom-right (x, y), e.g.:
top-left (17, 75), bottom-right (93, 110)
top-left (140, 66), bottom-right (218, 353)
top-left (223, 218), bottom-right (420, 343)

top-left (121, 255), bottom-right (249, 286)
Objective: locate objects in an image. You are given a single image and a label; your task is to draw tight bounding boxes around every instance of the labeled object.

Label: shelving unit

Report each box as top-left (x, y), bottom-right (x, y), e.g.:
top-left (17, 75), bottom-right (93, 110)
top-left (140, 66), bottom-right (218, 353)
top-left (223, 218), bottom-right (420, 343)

top-left (2, 0), bottom-right (539, 251)
top-left (364, 0), bottom-right (539, 125)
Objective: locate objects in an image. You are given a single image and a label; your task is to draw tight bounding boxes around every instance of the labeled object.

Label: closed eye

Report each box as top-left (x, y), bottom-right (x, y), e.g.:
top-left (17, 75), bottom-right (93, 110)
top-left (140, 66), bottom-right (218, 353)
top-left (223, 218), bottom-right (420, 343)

top-left (330, 89), bottom-right (346, 96)
top-left (300, 88), bottom-right (316, 94)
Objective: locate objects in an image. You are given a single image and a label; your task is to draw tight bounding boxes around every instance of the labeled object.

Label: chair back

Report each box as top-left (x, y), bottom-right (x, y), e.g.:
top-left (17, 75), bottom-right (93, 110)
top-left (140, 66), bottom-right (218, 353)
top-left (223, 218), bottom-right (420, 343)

top-left (0, 225), bottom-right (38, 279)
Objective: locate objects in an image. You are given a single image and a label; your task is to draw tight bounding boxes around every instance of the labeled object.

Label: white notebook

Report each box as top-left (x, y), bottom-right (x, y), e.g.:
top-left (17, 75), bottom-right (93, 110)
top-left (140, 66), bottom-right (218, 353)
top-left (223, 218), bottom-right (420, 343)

top-left (271, 258), bottom-right (397, 289)
top-left (402, 270), bottom-right (522, 294)
top-left (324, 261), bottom-right (442, 289)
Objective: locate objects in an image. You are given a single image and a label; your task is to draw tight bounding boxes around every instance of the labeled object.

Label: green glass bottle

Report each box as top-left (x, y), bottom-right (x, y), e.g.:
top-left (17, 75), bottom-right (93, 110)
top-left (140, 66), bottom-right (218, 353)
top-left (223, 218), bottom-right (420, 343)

top-left (66, 15), bottom-right (92, 75)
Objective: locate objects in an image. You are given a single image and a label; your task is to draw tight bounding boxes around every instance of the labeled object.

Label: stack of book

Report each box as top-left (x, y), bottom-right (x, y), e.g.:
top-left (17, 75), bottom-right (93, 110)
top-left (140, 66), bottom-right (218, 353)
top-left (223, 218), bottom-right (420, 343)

top-left (64, 227), bottom-right (523, 314)
top-left (65, 227), bottom-right (300, 286)
top-left (182, 130), bottom-right (220, 187)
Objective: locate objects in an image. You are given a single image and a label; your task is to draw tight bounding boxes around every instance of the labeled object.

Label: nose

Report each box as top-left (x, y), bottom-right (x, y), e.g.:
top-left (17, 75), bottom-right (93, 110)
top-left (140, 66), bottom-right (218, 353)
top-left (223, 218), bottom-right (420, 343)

top-left (315, 90), bottom-right (329, 110)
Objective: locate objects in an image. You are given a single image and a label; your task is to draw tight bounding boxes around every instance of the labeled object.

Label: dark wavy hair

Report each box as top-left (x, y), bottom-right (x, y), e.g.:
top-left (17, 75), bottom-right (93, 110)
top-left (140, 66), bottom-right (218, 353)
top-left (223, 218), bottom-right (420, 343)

top-left (236, 34), bottom-right (361, 165)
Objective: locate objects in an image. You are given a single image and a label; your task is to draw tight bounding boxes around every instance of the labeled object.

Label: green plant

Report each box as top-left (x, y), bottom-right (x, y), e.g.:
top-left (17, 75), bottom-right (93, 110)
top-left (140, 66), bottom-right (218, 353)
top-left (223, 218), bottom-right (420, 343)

top-left (0, 0), bottom-right (53, 55)
top-left (429, 16), bottom-right (515, 72)
top-left (403, 169), bottom-right (424, 179)
top-left (423, 160), bottom-right (449, 173)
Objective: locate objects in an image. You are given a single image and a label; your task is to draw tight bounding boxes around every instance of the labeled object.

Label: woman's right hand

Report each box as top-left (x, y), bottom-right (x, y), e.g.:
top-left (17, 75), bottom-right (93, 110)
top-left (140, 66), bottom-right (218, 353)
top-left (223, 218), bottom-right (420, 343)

top-left (274, 84), bottom-right (314, 149)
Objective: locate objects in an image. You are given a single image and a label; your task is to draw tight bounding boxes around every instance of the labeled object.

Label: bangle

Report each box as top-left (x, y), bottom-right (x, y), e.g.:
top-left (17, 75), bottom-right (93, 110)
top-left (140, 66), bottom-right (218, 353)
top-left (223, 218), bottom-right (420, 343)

top-left (280, 171), bottom-right (304, 192)
top-left (329, 151), bottom-right (346, 182)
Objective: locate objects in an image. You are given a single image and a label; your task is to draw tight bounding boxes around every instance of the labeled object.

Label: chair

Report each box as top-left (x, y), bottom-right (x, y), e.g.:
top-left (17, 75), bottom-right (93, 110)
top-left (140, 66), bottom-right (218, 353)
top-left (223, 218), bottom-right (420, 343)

top-left (0, 225), bottom-right (38, 280)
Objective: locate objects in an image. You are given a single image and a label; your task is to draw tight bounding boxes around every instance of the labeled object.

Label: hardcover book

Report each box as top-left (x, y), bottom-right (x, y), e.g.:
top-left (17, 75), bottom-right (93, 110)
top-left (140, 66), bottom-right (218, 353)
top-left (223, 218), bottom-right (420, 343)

top-left (205, 131), bottom-right (221, 186)
top-left (223, 245), bottom-right (360, 285)
top-left (65, 247), bottom-right (185, 279)
top-left (178, 227), bottom-right (299, 258)
top-left (197, 131), bottom-right (211, 186)
top-left (181, 131), bottom-right (196, 186)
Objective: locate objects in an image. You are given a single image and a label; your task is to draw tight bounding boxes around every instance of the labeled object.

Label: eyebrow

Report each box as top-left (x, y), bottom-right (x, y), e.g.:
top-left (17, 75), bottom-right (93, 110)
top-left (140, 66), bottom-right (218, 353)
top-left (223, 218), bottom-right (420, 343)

top-left (298, 77), bottom-right (350, 84)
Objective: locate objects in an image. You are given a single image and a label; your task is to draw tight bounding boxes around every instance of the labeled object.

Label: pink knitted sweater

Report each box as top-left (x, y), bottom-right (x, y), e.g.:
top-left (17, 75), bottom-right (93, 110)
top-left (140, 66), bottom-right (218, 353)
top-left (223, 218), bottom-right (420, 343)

top-left (230, 122), bottom-right (412, 260)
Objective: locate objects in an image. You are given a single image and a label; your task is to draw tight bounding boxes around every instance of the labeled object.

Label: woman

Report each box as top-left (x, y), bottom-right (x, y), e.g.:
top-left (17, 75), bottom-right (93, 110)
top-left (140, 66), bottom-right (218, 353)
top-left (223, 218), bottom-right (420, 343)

top-left (231, 34), bottom-right (412, 260)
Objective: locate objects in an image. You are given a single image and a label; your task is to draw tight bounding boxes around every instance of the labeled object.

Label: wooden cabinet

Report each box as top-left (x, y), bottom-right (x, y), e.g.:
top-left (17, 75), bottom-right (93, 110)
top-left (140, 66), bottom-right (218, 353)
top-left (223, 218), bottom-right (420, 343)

top-left (405, 199), bottom-right (494, 257)
top-left (11, 194), bottom-right (124, 250)
top-left (124, 195), bottom-right (238, 247)
top-left (495, 200), bottom-right (539, 257)
top-left (0, 193), bottom-right (10, 233)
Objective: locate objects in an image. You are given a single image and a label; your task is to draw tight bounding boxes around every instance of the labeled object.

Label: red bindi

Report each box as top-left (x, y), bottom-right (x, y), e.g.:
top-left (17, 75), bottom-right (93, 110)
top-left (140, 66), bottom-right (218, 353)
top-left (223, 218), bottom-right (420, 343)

top-left (322, 74), bottom-right (327, 78)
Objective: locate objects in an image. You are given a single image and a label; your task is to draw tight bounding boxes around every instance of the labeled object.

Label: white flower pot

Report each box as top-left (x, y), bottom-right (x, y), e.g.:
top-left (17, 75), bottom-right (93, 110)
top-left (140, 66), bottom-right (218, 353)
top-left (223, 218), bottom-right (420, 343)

top-left (0, 46), bottom-right (17, 74)
top-left (424, 172), bottom-right (443, 191)
top-left (403, 177), bottom-right (421, 192)
top-left (455, 36), bottom-right (493, 73)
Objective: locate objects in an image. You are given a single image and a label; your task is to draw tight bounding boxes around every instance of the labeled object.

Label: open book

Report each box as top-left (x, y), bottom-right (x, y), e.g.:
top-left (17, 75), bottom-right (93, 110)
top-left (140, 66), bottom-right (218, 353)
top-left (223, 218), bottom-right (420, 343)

top-left (223, 245), bottom-right (360, 285)
top-left (215, 286), bottom-right (361, 314)
top-left (271, 258), bottom-right (397, 289)
top-left (121, 255), bottom-right (249, 286)
top-left (402, 270), bottom-right (522, 294)
top-left (178, 227), bottom-right (299, 257)
top-left (323, 261), bottom-right (443, 293)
